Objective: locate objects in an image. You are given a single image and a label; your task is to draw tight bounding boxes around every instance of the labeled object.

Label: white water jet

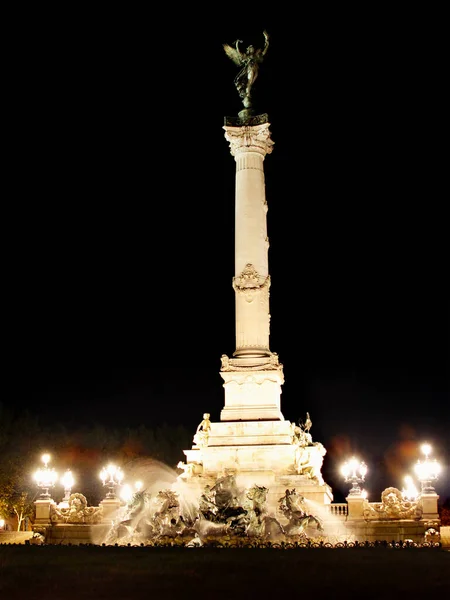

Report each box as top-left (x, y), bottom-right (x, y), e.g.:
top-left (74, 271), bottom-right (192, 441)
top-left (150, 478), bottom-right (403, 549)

top-left (91, 457), bottom-right (338, 546)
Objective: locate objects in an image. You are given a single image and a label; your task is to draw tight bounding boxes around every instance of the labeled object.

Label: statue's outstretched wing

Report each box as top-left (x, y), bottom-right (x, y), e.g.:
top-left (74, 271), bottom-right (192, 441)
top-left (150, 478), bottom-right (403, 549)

top-left (223, 43), bottom-right (242, 66)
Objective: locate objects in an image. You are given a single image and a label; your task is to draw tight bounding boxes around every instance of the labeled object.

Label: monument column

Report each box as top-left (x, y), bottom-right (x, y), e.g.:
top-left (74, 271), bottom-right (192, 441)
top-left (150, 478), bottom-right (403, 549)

top-left (182, 32), bottom-right (332, 512)
top-left (220, 117), bottom-right (284, 422)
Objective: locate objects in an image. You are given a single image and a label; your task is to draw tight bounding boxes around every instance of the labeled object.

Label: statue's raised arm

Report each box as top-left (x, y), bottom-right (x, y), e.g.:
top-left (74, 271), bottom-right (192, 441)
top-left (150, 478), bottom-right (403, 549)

top-left (260, 30), bottom-right (270, 58)
top-left (223, 31), bottom-right (270, 110)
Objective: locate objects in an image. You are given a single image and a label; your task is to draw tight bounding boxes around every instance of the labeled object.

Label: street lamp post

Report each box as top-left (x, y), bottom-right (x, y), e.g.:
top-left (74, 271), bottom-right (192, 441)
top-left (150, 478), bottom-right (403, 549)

top-left (402, 475), bottom-right (419, 501)
top-left (100, 464), bottom-right (124, 499)
top-left (414, 443), bottom-right (442, 494)
top-left (33, 453), bottom-right (58, 499)
top-left (119, 480), bottom-right (144, 504)
top-left (341, 457), bottom-right (368, 496)
top-left (60, 469), bottom-right (75, 504)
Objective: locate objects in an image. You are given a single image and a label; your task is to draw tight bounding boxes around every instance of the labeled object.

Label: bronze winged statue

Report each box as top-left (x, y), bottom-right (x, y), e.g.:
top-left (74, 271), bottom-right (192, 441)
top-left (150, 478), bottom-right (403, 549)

top-left (223, 30), bottom-right (269, 109)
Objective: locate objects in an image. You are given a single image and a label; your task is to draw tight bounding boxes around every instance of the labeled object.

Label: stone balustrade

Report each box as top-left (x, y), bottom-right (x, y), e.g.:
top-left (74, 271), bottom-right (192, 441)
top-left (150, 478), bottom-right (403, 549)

top-left (327, 503), bottom-right (348, 517)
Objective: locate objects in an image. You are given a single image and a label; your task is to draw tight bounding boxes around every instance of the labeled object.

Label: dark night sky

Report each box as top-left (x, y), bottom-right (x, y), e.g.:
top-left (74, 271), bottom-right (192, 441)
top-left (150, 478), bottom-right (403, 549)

top-left (4, 10), bottom-right (448, 501)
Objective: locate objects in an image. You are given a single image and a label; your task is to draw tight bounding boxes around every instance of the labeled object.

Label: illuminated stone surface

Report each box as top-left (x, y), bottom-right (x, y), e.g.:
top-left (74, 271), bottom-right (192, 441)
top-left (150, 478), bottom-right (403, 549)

top-left (180, 118), bottom-right (333, 513)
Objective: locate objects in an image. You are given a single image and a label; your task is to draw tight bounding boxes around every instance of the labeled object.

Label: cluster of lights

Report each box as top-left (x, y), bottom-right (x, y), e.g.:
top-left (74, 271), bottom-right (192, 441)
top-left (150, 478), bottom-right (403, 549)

top-left (100, 464), bottom-right (124, 499)
top-left (402, 475), bottom-right (419, 501)
top-left (61, 470), bottom-right (75, 503)
top-left (99, 465), bottom-right (145, 503)
top-left (339, 443), bottom-right (442, 500)
top-left (340, 457), bottom-right (367, 496)
top-left (33, 454), bottom-right (59, 499)
top-left (413, 443), bottom-right (442, 494)
top-left (33, 454), bottom-right (76, 502)
top-left (99, 466), bottom-right (144, 503)
top-left (33, 453), bottom-right (143, 504)
top-left (119, 480), bottom-right (143, 503)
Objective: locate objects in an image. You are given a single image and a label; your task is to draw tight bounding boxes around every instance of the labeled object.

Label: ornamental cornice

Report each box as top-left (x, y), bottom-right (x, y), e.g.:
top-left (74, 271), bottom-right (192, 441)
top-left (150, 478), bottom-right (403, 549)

top-left (223, 122), bottom-right (274, 158)
top-left (362, 487), bottom-right (422, 521)
top-left (220, 353), bottom-right (284, 381)
top-left (221, 370), bottom-right (284, 386)
top-left (50, 493), bottom-right (103, 524)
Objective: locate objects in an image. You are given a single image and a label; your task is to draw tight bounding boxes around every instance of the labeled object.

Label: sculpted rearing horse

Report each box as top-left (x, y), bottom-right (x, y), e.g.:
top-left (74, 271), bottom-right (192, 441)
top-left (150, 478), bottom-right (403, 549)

top-left (278, 489), bottom-right (324, 536)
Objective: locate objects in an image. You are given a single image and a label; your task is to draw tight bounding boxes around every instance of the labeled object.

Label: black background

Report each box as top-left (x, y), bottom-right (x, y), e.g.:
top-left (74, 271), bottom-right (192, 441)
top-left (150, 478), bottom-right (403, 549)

top-left (4, 8), bottom-right (448, 501)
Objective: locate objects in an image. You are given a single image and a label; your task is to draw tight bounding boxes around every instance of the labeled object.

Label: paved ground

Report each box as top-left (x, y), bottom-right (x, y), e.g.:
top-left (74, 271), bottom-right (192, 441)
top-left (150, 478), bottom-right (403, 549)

top-left (1, 544), bottom-right (449, 600)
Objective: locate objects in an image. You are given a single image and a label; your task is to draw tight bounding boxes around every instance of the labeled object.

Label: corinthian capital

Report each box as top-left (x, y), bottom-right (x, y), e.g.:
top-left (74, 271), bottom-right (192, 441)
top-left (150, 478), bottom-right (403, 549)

top-left (223, 122), bottom-right (274, 158)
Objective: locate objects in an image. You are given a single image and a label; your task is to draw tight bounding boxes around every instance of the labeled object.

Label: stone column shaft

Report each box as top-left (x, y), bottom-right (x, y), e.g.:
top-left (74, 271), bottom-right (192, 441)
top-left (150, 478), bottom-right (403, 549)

top-left (235, 152), bottom-right (269, 278)
top-left (224, 122), bottom-right (274, 358)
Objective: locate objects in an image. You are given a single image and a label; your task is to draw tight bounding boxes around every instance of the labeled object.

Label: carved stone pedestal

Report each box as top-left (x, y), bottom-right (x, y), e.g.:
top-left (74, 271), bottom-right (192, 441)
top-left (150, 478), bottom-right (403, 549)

top-left (420, 493), bottom-right (439, 519)
top-left (99, 499), bottom-right (121, 522)
top-left (346, 495), bottom-right (365, 519)
top-left (182, 416), bottom-right (333, 513)
top-left (34, 499), bottom-right (54, 526)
